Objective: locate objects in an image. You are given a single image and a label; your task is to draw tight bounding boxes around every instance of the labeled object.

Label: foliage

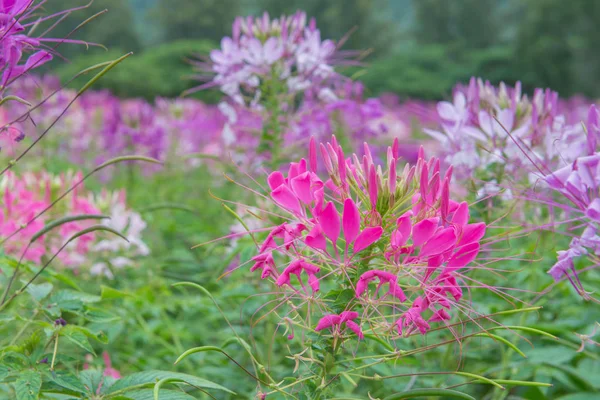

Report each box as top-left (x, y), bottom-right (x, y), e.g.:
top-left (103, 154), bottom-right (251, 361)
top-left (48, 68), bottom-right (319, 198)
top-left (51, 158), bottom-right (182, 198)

top-left (42, 0), bottom-right (142, 56)
top-left (257, 0), bottom-right (395, 56)
top-left (53, 40), bottom-right (219, 100)
top-left (149, 0), bottom-right (242, 44)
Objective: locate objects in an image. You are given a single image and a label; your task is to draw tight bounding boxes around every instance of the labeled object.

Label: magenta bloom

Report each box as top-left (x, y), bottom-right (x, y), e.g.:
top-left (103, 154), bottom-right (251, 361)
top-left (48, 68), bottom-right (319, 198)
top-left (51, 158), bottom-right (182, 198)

top-left (355, 270), bottom-right (406, 301)
top-left (275, 258), bottom-right (320, 293)
top-left (315, 311), bottom-right (363, 339)
top-left (246, 136), bottom-right (487, 340)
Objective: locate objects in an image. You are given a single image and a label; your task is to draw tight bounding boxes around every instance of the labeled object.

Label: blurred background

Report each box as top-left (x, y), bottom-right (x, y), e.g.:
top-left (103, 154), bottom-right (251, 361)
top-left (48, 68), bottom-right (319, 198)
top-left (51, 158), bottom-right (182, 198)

top-left (45, 0), bottom-right (600, 101)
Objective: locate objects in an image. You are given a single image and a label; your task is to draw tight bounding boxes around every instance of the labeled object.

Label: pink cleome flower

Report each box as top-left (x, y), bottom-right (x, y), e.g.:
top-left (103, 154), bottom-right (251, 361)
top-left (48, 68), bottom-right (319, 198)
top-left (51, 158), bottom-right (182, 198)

top-left (248, 136), bottom-right (487, 339)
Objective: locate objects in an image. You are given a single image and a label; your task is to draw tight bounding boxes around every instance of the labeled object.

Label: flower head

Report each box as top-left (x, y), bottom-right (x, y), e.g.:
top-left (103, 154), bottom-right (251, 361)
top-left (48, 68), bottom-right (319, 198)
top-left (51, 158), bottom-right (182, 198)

top-left (244, 136), bottom-right (487, 341)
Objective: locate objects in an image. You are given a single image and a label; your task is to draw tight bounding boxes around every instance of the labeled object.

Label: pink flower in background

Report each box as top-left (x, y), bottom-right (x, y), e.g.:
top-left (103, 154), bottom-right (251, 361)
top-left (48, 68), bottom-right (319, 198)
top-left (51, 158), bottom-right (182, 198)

top-left (0, 171), bottom-right (148, 276)
top-left (102, 351), bottom-right (121, 379)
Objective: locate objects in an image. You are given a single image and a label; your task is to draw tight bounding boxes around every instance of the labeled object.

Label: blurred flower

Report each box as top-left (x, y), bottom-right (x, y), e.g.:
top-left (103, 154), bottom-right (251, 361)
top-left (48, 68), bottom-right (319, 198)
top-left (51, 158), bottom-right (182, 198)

top-left (0, 170), bottom-right (148, 276)
top-left (194, 11), bottom-right (338, 107)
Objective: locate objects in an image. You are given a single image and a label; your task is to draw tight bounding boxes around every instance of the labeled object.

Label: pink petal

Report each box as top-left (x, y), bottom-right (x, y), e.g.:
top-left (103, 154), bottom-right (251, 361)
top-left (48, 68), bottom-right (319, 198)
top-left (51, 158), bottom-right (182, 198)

top-left (315, 315), bottom-right (341, 331)
top-left (452, 202), bottom-right (469, 226)
top-left (420, 227), bottom-right (457, 257)
top-left (388, 281), bottom-right (407, 301)
top-left (395, 212), bottom-right (412, 244)
top-left (412, 218), bottom-right (438, 247)
top-left (342, 198), bottom-right (360, 244)
top-left (389, 158), bottom-right (397, 193)
top-left (308, 273), bottom-right (320, 292)
top-left (448, 242), bottom-right (480, 269)
top-left (275, 271), bottom-right (291, 287)
top-left (440, 178), bottom-right (450, 220)
top-left (339, 311), bottom-right (359, 322)
top-left (353, 226), bottom-right (383, 254)
top-left (459, 222), bottom-right (486, 245)
top-left (267, 171), bottom-right (285, 190)
top-left (305, 225), bottom-right (327, 252)
top-left (368, 165), bottom-right (377, 209)
top-left (346, 320), bottom-right (364, 339)
top-left (312, 187), bottom-right (324, 214)
top-left (420, 163), bottom-right (429, 200)
top-left (271, 185), bottom-right (302, 214)
top-left (309, 137), bottom-right (317, 172)
top-left (392, 138), bottom-right (399, 159)
top-left (290, 172), bottom-right (313, 204)
top-left (318, 201), bottom-right (340, 244)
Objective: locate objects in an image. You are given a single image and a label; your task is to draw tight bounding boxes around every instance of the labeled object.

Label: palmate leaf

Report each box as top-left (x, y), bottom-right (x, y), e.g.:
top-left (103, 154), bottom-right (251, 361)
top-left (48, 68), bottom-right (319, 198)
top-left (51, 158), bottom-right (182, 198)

top-left (103, 370), bottom-right (234, 396)
top-left (14, 370), bottom-right (41, 400)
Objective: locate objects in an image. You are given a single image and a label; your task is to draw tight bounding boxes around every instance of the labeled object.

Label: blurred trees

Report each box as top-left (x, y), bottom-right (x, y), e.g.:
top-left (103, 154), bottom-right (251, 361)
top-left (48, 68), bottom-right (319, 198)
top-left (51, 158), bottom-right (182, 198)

top-left (54, 40), bottom-right (217, 101)
top-left (149, 0), bottom-right (241, 44)
top-left (43, 0), bottom-right (141, 58)
top-left (257, 0), bottom-right (395, 56)
top-left (43, 0), bottom-right (600, 100)
top-left (513, 0), bottom-right (600, 97)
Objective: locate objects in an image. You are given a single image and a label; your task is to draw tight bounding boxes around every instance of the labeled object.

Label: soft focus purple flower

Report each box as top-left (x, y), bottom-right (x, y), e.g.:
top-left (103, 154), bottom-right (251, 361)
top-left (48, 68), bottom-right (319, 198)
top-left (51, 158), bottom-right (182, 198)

top-left (543, 106), bottom-right (600, 297)
top-left (425, 77), bottom-right (588, 187)
top-left (192, 11), bottom-right (342, 107)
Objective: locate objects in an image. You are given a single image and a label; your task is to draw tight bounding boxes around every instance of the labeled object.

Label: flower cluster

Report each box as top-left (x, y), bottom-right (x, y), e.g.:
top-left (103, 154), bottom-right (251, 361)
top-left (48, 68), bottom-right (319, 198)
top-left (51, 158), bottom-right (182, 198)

top-left (425, 77), bottom-right (589, 198)
top-left (248, 137), bottom-right (486, 340)
top-left (196, 11), bottom-right (338, 107)
top-left (0, 169), bottom-right (148, 276)
top-left (3, 77), bottom-right (425, 172)
top-left (543, 105), bottom-right (600, 297)
top-left (2, 77), bottom-right (228, 168)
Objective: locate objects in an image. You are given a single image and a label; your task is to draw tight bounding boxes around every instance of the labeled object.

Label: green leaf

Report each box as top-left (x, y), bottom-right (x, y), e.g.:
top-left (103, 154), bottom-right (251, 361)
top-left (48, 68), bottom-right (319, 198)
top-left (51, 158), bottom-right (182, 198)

top-left (0, 315), bottom-right (15, 323)
top-left (104, 370), bottom-right (234, 395)
top-left (26, 282), bottom-right (53, 301)
top-left (62, 329), bottom-right (95, 355)
top-left (0, 365), bottom-right (9, 381)
top-left (527, 346), bottom-right (576, 365)
top-left (79, 370), bottom-right (103, 395)
top-left (384, 388), bottom-right (476, 399)
top-left (101, 285), bottom-right (133, 300)
top-left (577, 359), bottom-right (600, 389)
top-left (543, 363), bottom-right (596, 392)
top-left (49, 371), bottom-right (87, 394)
top-left (127, 389), bottom-right (196, 400)
top-left (84, 307), bottom-right (120, 323)
top-left (14, 370), bottom-right (41, 400)
top-left (49, 290), bottom-right (101, 311)
top-left (557, 394), bottom-right (600, 400)
top-left (43, 270), bottom-right (81, 290)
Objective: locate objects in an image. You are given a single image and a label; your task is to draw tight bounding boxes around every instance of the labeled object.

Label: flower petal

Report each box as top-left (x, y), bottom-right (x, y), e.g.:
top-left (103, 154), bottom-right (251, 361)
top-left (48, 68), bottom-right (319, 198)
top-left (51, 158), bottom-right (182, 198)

top-left (353, 226), bottom-right (383, 254)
